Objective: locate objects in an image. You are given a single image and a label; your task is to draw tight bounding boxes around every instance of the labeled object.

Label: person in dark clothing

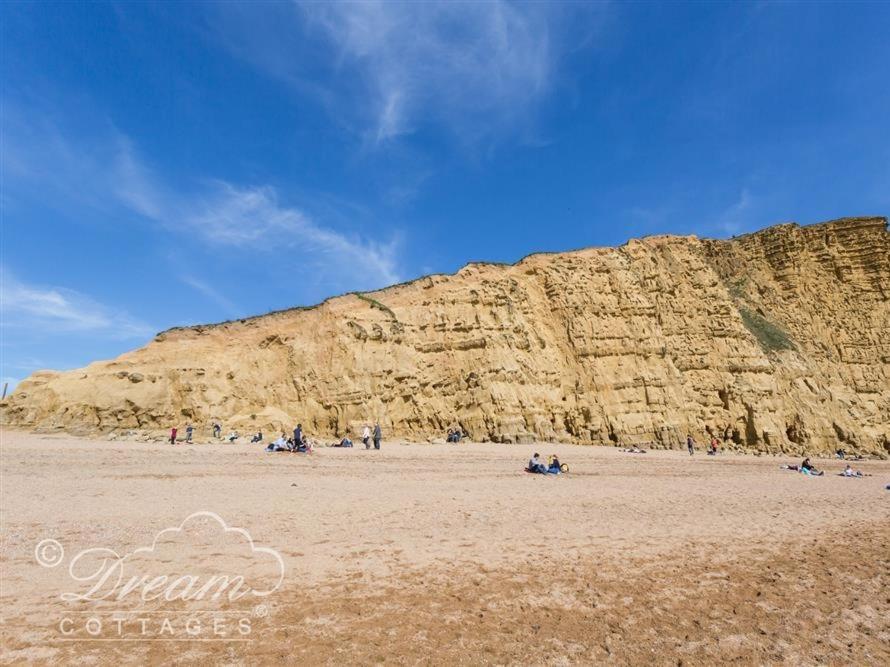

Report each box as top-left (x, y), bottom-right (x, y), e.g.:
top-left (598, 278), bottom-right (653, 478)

top-left (373, 423), bottom-right (382, 450)
top-left (293, 424), bottom-right (302, 449)
top-left (548, 455), bottom-right (562, 474)
top-left (800, 458), bottom-right (824, 476)
top-left (212, 422), bottom-right (221, 439)
top-left (169, 427), bottom-right (177, 445)
top-left (686, 434), bottom-right (695, 456)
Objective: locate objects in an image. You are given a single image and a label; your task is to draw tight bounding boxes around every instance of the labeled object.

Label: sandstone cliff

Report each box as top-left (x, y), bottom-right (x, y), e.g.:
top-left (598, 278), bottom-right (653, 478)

top-left (3, 217), bottom-right (888, 455)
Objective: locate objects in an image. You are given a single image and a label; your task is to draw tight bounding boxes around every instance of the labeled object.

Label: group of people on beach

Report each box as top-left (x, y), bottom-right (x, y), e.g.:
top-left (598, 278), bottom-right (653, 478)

top-left (780, 458), bottom-right (870, 478)
top-left (166, 422), bottom-right (875, 485)
top-left (168, 424), bottom-right (240, 444)
top-left (526, 452), bottom-right (565, 475)
top-left (169, 424), bottom-right (195, 444)
top-left (265, 424), bottom-right (311, 453)
top-left (263, 422), bottom-right (384, 452)
top-left (168, 421), bottom-right (384, 451)
top-left (685, 434), bottom-right (721, 456)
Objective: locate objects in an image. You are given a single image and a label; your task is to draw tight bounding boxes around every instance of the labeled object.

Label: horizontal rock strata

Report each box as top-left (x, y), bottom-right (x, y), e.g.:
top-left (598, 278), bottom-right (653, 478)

top-left (3, 217), bottom-right (888, 455)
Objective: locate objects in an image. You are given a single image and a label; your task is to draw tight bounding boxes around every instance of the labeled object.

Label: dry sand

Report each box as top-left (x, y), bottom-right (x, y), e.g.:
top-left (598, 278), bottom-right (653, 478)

top-left (1, 431), bottom-right (888, 665)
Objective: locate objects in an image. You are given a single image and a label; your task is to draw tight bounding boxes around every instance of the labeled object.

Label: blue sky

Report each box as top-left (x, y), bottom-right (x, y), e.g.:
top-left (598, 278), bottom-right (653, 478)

top-left (2, 1), bottom-right (889, 389)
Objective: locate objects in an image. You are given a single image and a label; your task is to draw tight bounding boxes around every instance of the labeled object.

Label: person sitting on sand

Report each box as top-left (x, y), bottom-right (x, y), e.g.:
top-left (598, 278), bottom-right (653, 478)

top-left (547, 455), bottom-right (562, 474)
top-left (331, 437), bottom-right (353, 448)
top-left (446, 428), bottom-right (463, 443)
top-left (800, 458), bottom-right (824, 476)
top-left (527, 453), bottom-right (547, 474)
top-left (835, 448), bottom-right (846, 459)
top-left (227, 431), bottom-right (239, 443)
top-left (250, 431), bottom-right (263, 443)
top-left (293, 436), bottom-right (311, 453)
top-left (708, 437), bottom-right (719, 455)
top-left (623, 445), bottom-right (647, 454)
top-left (266, 434), bottom-right (289, 452)
top-left (841, 464), bottom-right (864, 478)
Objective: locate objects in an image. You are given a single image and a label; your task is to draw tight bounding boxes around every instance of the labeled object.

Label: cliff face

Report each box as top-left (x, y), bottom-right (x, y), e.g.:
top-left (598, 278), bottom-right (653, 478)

top-left (3, 217), bottom-right (888, 455)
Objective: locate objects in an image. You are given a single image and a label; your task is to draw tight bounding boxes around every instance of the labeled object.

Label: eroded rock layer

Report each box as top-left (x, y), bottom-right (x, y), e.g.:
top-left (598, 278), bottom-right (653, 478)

top-left (3, 217), bottom-right (889, 454)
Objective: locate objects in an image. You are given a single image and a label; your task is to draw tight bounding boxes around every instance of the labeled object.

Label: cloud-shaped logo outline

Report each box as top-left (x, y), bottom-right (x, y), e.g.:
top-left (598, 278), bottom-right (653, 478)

top-left (127, 510), bottom-right (285, 597)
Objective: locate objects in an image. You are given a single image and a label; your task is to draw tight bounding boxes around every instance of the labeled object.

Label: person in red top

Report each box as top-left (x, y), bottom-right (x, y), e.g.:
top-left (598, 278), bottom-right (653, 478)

top-left (170, 427), bottom-right (177, 445)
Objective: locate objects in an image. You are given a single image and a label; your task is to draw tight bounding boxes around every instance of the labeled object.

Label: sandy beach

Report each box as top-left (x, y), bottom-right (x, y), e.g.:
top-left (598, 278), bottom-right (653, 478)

top-left (1, 431), bottom-right (888, 665)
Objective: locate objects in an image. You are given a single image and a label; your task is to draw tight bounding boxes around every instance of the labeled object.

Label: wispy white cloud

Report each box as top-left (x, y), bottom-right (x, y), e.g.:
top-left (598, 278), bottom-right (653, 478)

top-left (4, 106), bottom-right (403, 288)
top-left (717, 188), bottom-right (755, 236)
top-left (212, 1), bottom-right (603, 146)
top-left (309, 0), bottom-right (553, 144)
top-left (0, 268), bottom-right (154, 340)
top-left (182, 183), bottom-right (401, 284)
top-left (179, 275), bottom-right (240, 318)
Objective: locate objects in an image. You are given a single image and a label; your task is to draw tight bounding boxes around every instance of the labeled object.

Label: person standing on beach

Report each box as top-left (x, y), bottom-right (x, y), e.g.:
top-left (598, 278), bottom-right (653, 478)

top-left (686, 434), bottom-right (695, 456)
top-left (373, 422), bottom-right (382, 450)
top-left (170, 427), bottom-right (177, 445)
top-left (185, 424), bottom-right (193, 443)
top-left (212, 422), bottom-right (221, 439)
top-left (362, 424), bottom-right (371, 449)
top-left (293, 424), bottom-right (303, 451)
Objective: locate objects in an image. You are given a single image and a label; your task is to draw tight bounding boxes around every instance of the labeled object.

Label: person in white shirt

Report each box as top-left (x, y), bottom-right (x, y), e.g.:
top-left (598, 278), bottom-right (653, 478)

top-left (267, 434), bottom-right (288, 452)
top-left (362, 425), bottom-right (371, 449)
top-left (528, 453), bottom-right (546, 474)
